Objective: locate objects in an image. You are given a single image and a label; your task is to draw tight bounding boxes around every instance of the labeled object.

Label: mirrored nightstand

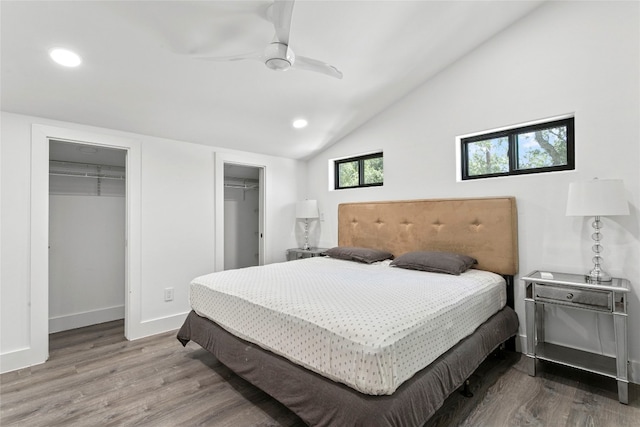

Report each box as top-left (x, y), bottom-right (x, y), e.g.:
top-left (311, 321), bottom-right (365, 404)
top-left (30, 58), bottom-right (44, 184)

top-left (522, 270), bottom-right (630, 404)
top-left (286, 248), bottom-right (327, 261)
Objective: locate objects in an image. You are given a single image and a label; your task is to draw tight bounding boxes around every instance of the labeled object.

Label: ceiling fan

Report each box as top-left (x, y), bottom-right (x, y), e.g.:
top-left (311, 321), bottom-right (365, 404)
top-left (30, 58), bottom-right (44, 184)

top-left (196, 0), bottom-right (343, 79)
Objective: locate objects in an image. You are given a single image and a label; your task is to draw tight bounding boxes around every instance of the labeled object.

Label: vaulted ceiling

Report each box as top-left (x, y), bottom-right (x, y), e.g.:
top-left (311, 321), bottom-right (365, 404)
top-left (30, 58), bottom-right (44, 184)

top-left (1, 1), bottom-right (543, 160)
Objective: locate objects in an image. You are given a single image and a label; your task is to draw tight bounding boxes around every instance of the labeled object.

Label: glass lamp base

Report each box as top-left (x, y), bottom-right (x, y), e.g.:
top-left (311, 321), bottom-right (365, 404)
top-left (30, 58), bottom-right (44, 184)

top-left (587, 267), bottom-right (612, 283)
top-left (586, 215), bottom-right (612, 283)
top-left (302, 219), bottom-right (310, 250)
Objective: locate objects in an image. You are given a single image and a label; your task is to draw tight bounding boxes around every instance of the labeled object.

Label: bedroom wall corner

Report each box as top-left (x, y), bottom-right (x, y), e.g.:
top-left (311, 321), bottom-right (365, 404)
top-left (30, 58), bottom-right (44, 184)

top-left (0, 111), bottom-right (305, 372)
top-left (304, 1), bottom-right (640, 383)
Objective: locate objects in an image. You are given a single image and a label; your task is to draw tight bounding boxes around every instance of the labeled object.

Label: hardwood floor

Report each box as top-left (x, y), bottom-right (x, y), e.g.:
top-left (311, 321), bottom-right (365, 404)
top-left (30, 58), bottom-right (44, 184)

top-left (1, 320), bottom-right (638, 426)
top-left (425, 351), bottom-right (640, 427)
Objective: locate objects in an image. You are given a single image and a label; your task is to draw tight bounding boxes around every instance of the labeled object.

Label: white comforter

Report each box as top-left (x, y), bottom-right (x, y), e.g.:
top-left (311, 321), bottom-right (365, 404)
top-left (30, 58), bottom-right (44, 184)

top-left (190, 257), bottom-right (506, 395)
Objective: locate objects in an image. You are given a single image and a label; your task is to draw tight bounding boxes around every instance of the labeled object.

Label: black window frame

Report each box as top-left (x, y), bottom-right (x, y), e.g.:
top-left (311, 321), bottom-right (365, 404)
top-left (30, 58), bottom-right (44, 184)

top-left (334, 152), bottom-right (384, 190)
top-left (461, 117), bottom-right (575, 180)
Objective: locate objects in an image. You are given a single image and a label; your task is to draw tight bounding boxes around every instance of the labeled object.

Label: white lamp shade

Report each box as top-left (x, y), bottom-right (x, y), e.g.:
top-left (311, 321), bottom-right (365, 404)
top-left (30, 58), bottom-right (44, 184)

top-left (296, 200), bottom-right (319, 219)
top-left (566, 179), bottom-right (629, 216)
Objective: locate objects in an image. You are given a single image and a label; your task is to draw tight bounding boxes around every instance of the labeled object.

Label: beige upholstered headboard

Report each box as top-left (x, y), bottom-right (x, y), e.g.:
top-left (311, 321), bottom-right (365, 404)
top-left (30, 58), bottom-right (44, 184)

top-left (338, 197), bottom-right (518, 275)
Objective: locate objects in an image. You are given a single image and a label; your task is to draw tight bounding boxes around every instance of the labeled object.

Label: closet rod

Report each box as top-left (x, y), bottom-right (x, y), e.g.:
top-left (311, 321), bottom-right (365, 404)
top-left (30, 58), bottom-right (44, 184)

top-left (49, 159), bottom-right (125, 170)
top-left (49, 172), bottom-right (125, 181)
top-left (224, 176), bottom-right (259, 191)
top-left (224, 183), bottom-right (258, 190)
top-left (225, 177), bottom-right (258, 183)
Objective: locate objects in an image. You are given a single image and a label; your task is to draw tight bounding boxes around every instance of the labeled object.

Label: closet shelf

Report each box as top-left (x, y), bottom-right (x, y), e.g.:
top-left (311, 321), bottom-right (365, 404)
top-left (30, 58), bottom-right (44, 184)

top-left (49, 172), bottom-right (125, 181)
top-left (224, 183), bottom-right (258, 190)
top-left (224, 177), bottom-right (258, 191)
top-left (49, 160), bottom-right (126, 181)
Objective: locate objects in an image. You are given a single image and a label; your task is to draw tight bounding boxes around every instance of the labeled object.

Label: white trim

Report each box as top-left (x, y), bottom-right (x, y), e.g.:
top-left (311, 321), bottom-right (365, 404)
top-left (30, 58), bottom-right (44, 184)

top-left (0, 348), bottom-right (34, 373)
top-left (517, 333), bottom-right (525, 354)
top-left (258, 167), bottom-right (266, 266)
top-left (214, 152), bottom-right (267, 272)
top-left (214, 153), bottom-right (224, 272)
top-left (124, 138), bottom-right (143, 339)
top-left (49, 306), bottom-right (125, 333)
top-left (25, 124), bottom-right (142, 369)
top-left (631, 360), bottom-right (640, 385)
top-left (132, 312), bottom-right (191, 340)
top-left (328, 149), bottom-right (384, 163)
top-left (457, 113), bottom-right (575, 141)
top-left (30, 125), bottom-right (51, 366)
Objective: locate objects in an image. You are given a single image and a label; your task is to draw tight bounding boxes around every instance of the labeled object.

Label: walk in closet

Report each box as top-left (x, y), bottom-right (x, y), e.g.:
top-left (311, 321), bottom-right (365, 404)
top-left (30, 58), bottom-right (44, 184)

top-left (48, 140), bottom-right (127, 333)
top-left (223, 164), bottom-right (261, 270)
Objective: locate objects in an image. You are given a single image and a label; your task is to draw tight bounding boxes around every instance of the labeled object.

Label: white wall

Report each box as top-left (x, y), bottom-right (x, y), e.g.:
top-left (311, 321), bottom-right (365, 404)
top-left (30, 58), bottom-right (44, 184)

top-left (224, 186), bottom-right (260, 270)
top-left (49, 195), bottom-right (125, 332)
top-left (306, 1), bottom-right (640, 381)
top-left (0, 111), bottom-right (305, 372)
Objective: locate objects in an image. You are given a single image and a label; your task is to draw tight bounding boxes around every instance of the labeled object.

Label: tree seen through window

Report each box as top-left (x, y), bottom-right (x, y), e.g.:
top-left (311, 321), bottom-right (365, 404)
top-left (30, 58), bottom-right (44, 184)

top-left (335, 153), bottom-right (383, 189)
top-left (462, 118), bottom-right (574, 180)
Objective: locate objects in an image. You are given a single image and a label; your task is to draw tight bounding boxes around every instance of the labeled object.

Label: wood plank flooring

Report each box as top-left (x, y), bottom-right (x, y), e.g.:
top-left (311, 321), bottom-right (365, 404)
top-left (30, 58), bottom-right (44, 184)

top-left (1, 320), bottom-right (638, 426)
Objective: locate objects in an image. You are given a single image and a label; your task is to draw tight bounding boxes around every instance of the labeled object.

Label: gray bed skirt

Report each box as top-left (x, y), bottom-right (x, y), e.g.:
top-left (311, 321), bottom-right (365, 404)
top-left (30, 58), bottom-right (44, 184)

top-left (178, 307), bottom-right (519, 427)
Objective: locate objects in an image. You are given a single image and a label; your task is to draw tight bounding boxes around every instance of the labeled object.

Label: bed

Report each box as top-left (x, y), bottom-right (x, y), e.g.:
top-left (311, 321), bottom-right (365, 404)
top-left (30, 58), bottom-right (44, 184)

top-left (178, 197), bottom-right (519, 426)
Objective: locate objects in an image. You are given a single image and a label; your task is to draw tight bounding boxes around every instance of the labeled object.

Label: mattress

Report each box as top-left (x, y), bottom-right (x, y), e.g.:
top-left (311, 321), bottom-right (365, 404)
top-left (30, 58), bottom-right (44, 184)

top-left (178, 307), bottom-right (519, 427)
top-left (190, 257), bottom-right (506, 395)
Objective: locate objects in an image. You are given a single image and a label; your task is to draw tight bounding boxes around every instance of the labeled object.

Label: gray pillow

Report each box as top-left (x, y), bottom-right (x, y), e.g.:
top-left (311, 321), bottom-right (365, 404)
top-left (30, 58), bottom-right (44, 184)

top-left (390, 251), bottom-right (477, 275)
top-left (322, 246), bottom-right (394, 264)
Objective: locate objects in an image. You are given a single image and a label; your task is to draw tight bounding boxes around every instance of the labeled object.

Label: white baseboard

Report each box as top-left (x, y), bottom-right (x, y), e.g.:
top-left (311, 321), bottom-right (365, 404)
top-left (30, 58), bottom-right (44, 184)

top-left (0, 347), bottom-right (34, 374)
top-left (516, 333), bottom-right (639, 384)
top-left (49, 305), bottom-right (125, 333)
top-left (126, 311), bottom-right (190, 340)
top-left (631, 360), bottom-right (640, 385)
top-left (516, 333), bottom-right (525, 353)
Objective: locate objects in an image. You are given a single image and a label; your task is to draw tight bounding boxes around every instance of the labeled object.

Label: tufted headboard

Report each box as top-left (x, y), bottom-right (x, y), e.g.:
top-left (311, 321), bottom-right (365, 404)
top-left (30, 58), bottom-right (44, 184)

top-left (338, 197), bottom-right (518, 275)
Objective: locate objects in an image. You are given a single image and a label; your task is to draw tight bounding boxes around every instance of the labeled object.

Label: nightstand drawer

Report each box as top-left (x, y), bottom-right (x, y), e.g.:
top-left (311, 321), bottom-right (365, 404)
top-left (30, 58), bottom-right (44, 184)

top-left (534, 284), bottom-right (611, 311)
top-left (286, 248), bottom-right (328, 261)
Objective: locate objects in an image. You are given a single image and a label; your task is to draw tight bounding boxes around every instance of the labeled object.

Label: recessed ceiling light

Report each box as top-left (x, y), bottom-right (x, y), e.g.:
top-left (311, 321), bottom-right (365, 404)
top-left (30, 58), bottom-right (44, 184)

top-left (293, 119), bottom-right (308, 129)
top-left (49, 48), bottom-right (82, 67)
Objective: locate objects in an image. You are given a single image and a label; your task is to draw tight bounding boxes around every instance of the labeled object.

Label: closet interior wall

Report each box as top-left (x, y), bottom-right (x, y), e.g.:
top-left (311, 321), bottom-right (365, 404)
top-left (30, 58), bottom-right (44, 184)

top-left (223, 164), bottom-right (260, 270)
top-left (48, 140), bottom-right (126, 333)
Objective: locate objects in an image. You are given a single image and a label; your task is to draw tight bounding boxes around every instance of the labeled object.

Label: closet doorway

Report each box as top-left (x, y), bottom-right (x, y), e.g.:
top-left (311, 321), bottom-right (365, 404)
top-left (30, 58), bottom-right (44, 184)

top-left (48, 140), bottom-right (127, 334)
top-left (223, 163), bottom-right (264, 270)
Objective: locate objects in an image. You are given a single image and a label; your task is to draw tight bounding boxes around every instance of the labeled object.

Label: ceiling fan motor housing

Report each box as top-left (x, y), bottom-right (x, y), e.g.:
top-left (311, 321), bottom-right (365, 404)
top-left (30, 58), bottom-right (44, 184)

top-left (264, 42), bottom-right (295, 71)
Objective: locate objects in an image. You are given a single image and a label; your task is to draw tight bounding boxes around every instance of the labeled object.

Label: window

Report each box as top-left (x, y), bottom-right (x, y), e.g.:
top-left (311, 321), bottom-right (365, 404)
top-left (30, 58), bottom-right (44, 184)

top-left (461, 117), bottom-right (574, 180)
top-left (335, 152), bottom-right (383, 189)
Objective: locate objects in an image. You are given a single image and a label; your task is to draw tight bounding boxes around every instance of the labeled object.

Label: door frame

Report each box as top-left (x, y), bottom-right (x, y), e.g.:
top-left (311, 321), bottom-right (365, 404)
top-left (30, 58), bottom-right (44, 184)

top-left (30, 124), bottom-right (141, 364)
top-left (214, 153), bottom-right (266, 271)
top-left (48, 139), bottom-right (128, 333)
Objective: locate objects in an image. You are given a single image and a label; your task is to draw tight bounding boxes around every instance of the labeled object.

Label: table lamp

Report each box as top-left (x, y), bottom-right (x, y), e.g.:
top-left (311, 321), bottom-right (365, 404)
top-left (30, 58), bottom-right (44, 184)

top-left (296, 200), bottom-right (319, 250)
top-left (566, 178), bottom-right (629, 282)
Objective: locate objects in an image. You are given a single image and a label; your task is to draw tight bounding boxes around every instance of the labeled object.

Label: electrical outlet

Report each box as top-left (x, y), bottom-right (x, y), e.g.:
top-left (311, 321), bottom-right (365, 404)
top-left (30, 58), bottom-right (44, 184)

top-left (164, 287), bottom-right (174, 302)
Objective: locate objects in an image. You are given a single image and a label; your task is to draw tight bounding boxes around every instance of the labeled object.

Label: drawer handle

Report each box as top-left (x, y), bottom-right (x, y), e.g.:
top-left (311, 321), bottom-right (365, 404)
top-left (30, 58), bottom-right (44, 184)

top-left (566, 293), bottom-right (574, 300)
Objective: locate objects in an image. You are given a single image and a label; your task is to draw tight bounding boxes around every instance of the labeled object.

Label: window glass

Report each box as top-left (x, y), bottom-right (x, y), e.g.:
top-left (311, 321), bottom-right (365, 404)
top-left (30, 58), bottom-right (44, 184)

top-left (515, 125), bottom-right (568, 170)
top-left (461, 117), bottom-right (574, 180)
top-left (338, 160), bottom-right (359, 188)
top-left (466, 137), bottom-right (509, 177)
top-left (335, 153), bottom-right (383, 189)
top-left (363, 156), bottom-right (384, 185)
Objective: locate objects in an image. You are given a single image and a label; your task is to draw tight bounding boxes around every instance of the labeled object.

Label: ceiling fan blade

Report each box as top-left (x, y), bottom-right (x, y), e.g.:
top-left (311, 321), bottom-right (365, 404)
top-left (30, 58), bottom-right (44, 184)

top-left (271, 0), bottom-right (294, 45)
top-left (293, 56), bottom-right (343, 79)
top-left (193, 52), bottom-right (263, 62)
